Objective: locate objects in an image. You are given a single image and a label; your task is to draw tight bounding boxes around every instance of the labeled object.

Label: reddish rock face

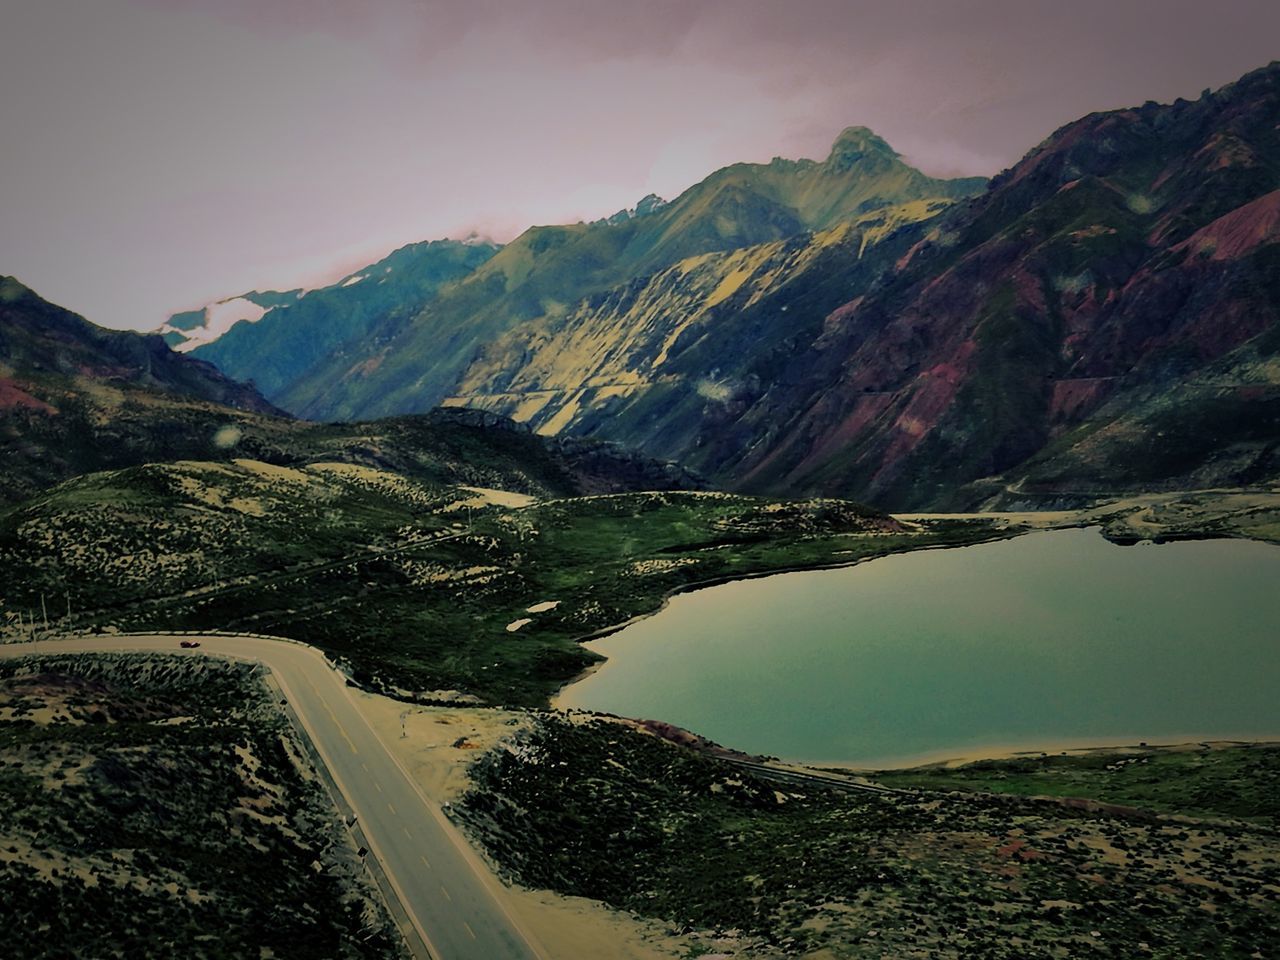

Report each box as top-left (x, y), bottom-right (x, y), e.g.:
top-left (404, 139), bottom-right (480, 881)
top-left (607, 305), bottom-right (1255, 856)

top-left (0, 379), bottom-right (58, 415)
top-left (690, 62), bottom-right (1280, 508)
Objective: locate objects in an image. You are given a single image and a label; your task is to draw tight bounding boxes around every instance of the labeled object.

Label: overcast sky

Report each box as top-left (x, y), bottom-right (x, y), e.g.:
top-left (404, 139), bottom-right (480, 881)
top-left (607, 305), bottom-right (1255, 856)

top-left (4, 0), bottom-right (1278, 331)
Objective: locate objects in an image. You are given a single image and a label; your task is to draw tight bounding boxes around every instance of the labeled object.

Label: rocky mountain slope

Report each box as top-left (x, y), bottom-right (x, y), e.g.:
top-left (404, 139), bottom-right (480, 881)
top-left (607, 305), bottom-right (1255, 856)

top-left (447, 199), bottom-right (952, 437)
top-left (452, 62), bottom-right (1280, 508)
top-left (0, 276), bottom-right (281, 415)
top-left (269, 128), bottom-right (984, 421)
top-left (0, 279), bottom-right (698, 506)
top-left (183, 238), bottom-right (500, 403)
top-left (704, 61), bottom-right (1280, 507)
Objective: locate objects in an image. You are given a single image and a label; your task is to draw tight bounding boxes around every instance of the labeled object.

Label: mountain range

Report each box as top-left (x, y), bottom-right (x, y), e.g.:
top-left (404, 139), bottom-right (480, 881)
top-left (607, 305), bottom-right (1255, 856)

top-left (161, 63), bottom-right (1280, 509)
top-left (177, 127), bottom-right (984, 419)
top-left (0, 278), bottom-right (698, 507)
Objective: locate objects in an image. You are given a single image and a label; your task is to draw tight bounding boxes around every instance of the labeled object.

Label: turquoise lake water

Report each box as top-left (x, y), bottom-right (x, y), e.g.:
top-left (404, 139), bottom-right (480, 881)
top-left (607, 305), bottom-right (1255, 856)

top-left (555, 528), bottom-right (1280, 766)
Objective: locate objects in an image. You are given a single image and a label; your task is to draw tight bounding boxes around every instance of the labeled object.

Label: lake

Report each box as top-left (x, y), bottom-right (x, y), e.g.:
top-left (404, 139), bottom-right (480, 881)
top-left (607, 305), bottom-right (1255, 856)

top-left (554, 528), bottom-right (1280, 767)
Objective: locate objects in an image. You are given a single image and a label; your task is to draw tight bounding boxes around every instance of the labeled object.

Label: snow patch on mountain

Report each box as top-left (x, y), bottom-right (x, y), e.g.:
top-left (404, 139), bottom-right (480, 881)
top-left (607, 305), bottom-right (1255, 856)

top-left (160, 297), bottom-right (271, 352)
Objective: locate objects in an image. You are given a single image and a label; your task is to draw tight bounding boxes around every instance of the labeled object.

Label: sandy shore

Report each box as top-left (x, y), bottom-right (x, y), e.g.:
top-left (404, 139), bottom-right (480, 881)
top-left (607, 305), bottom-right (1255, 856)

top-left (829, 734), bottom-right (1280, 772)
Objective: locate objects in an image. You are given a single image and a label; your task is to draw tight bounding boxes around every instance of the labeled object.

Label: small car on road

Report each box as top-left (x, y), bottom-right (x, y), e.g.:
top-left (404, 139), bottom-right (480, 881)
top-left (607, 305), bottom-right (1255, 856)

top-left (179, 640), bottom-right (201, 649)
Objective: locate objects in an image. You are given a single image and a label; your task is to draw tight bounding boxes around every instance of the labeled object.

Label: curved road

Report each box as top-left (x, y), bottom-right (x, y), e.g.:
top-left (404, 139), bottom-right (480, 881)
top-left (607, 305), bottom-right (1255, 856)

top-left (0, 634), bottom-right (544, 960)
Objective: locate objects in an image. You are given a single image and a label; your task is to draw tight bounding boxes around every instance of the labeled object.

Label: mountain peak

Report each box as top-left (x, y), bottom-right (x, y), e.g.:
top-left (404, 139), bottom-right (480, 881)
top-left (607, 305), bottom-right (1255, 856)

top-left (0, 276), bottom-right (36, 303)
top-left (825, 127), bottom-right (898, 169)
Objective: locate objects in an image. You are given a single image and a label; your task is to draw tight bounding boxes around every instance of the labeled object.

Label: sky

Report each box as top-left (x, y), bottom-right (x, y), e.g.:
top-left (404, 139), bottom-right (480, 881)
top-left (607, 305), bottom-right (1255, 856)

top-left (3, 1), bottom-right (1279, 332)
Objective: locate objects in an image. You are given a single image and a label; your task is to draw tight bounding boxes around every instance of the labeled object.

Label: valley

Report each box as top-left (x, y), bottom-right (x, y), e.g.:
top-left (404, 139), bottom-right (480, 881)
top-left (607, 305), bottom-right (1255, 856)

top-left (2, 267), bottom-right (1276, 955)
top-left (167, 65), bottom-right (1280, 512)
top-left (2, 25), bottom-right (1279, 960)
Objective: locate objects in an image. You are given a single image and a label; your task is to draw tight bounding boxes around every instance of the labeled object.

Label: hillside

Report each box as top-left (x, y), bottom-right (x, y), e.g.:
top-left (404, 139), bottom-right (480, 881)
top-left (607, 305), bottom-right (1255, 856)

top-left (0, 654), bottom-right (399, 960)
top-left (723, 61), bottom-right (1280, 507)
top-left (447, 199), bottom-right (952, 440)
top-left (0, 277), bottom-right (280, 415)
top-left (457, 62), bottom-right (1280, 509)
top-left (272, 128), bottom-right (984, 421)
top-left (0, 463), bottom-right (968, 705)
top-left (0, 280), bottom-right (699, 506)
top-left (184, 238), bottom-right (500, 401)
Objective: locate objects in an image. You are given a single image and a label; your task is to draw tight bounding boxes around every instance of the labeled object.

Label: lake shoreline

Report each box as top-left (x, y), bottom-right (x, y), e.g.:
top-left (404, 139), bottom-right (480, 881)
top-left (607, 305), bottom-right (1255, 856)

top-left (557, 528), bottom-right (1280, 769)
top-left (823, 733), bottom-right (1280, 772)
top-left (551, 522), bottom-right (1027, 704)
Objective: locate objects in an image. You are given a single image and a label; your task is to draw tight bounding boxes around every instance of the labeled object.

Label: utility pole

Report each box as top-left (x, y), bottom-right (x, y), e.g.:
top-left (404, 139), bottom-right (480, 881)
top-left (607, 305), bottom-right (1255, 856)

top-left (40, 593), bottom-right (48, 632)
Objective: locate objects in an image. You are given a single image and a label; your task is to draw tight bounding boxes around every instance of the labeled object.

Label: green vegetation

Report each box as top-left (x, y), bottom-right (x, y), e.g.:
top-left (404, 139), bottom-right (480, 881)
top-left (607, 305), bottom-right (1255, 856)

top-left (460, 716), bottom-right (1280, 959)
top-left (0, 654), bottom-right (400, 959)
top-left (870, 743), bottom-right (1280, 825)
top-left (0, 461), bottom-right (1005, 705)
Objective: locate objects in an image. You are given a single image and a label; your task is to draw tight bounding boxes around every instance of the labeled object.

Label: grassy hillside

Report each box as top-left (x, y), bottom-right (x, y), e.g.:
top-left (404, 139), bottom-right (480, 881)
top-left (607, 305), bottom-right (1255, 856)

top-left (0, 347), bottom-right (707, 510)
top-left (872, 742), bottom-right (1280, 825)
top-left (189, 239), bottom-right (500, 402)
top-left (459, 717), bottom-right (1280, 958)
top-left (0, 653), bottom-right (399, 959)
top-left (0, 462), bottom-right (1000, 705)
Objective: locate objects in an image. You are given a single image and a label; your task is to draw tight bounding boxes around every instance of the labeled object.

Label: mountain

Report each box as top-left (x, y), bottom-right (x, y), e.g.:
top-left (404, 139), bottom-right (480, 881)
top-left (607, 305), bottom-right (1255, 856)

top-left (648, 62), bottom-right (1280, 507)
top-left (160, 289), bottom-right (304, 351)
top-left (173, 238), bottom-right (500, 402)
top-left (446, 198), bottom-right (953, 437)
top-left (448, 63), bottom-right (1280, 508)
top-left (0, 276), bottom-right (281, 415)
top-left (264, 129), bottom-right (984, 421)
top-left (0, 278), bottom-right (698, 506)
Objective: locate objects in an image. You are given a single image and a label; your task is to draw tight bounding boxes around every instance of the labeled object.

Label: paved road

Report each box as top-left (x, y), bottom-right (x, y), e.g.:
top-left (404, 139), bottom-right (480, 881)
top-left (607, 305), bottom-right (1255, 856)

top-left (0, 634), bottom-right (544, 960)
